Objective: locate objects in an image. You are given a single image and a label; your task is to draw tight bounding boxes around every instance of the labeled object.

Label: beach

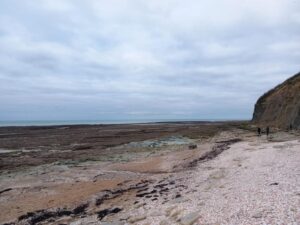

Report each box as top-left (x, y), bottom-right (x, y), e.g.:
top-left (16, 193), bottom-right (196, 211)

top-left (0, 122), bottom-right (299, 224)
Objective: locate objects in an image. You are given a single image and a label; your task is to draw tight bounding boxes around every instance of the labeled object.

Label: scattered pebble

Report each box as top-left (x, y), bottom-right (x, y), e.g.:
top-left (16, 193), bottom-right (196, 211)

top-left (179, 211), bottom-right (201, 225)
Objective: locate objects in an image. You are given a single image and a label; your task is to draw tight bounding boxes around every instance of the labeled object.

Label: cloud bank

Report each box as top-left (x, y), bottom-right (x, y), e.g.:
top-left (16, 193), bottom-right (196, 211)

top-left (0, 0), bottom-right (299, 121)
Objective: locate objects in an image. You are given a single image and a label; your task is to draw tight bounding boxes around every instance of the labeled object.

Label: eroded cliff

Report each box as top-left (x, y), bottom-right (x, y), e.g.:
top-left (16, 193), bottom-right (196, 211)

top-left (252, 72), bottom-right (300, 129)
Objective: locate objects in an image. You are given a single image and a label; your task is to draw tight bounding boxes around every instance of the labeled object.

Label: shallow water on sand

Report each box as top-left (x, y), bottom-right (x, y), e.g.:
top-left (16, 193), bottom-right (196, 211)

top-left (120, 135), bottom-right (195, 148)
top-left (0, 149), bottom-right (18, 154)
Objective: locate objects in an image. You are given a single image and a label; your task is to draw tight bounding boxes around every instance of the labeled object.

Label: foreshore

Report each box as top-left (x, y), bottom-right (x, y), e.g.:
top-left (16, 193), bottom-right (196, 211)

top-left (0, 122), bottom-right (299, 224)
top-left (0, 121), bottom-right (245, 171)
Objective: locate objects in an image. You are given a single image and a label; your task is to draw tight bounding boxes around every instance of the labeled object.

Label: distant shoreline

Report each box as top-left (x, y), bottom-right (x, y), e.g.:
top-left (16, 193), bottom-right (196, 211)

top-left (0, 119), bottom-right (249, 128)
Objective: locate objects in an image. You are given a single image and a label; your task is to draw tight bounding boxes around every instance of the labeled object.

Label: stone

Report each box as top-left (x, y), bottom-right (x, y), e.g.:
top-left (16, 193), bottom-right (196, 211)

top-left (170, 209), bottom-right (183, 219)
top-left (179, 212), bottom-right (201, 225)
top-left (101, 222), bottom-right (125, 225)
top-left (97, 208), bottom-right (122, 221)
top-left (252, 212), bottom-right (263, 219)
top-left (165, 206), bottom-right (177, 216)
top-left (134, 202), bottom-right (146, 209)
top-left (159, 219), bottom-right (171, 225)
top-left (128, 215), bottom-right (147, 223)
top-left (188, 144), bottom-right (197, 150)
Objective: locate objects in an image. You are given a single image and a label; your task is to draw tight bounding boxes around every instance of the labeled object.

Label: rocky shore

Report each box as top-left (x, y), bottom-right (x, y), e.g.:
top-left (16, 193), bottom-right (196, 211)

top-left (0, 123), bottom-right (299, 224)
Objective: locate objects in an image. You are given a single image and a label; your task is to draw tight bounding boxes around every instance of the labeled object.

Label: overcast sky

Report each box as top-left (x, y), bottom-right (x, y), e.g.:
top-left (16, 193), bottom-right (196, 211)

top-left (0, 0), bottom-right (299, 121)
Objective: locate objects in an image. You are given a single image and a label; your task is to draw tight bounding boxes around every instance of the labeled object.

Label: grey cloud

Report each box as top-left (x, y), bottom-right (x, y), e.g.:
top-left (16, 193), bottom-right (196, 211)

top-left (0, 0), bottom-right (299, 121)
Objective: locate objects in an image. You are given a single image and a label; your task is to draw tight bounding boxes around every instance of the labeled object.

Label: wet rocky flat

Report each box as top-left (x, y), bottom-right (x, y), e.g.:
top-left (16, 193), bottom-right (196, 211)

top-left (0, 122), bottom-right (243, 172)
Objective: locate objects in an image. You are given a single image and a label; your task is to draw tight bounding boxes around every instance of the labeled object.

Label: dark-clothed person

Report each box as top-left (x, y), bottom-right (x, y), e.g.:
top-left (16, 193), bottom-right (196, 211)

top-left (257, 127), bottom-right (261, 136)
top-left (266, 126), bottom-right (270, 136)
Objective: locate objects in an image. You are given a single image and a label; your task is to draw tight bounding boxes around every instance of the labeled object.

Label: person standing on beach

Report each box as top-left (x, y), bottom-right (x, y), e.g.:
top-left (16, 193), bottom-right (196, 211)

top-left (257, 127), bottom-right (261, 136)
top-left (266, 126), bottom-right (270, 136)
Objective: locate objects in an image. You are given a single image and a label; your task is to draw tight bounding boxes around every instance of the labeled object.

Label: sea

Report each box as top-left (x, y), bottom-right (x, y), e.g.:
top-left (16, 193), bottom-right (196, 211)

top-left (0, 119), bottom-right (237, 127)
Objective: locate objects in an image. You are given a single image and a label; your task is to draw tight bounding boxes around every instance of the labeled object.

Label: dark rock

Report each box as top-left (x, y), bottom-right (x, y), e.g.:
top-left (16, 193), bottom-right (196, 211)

top-left (72, 144), bottom-right (92, 151)
top-left (160, 188), bottom-right (169, 193)
top-left (73, 203), bottom-right (89, 215)
top-left (154, 183), bottom-right (168, 189)
top-left (188, 144), bottom-right (197, 150)
top-left (96, 194), bottom-right (110, 206)
top-left (18, 212), bottom-right (36, 221)
top-left (136, 193), bottom-right (148, 198)
top-left (56, 209), bottom-right (72, 217)
top-left (97, 208), bottom-right (122, 220)
top-left (0, 188), bottom-right (12, 195)
top-left (158, 179), bottom-right (167, 183)
top-left (137, 188), bottom-right (148, 193)
top-left (175, 194), bottom-right (182, 198)
top-left (29, 211), bottom-right (56, 225)
top-left (136, 190), bottom-right (157, 198)
top-left (188, 139), bottom-right (241, 167)
top-left (97, 209), bottom-right (110, 220)
top-left (253, 72), bottom-right (300, 129)
top-left (18, 208), bottom-right (74, 225)
top-left (110, 208), bottom-right (122, 214)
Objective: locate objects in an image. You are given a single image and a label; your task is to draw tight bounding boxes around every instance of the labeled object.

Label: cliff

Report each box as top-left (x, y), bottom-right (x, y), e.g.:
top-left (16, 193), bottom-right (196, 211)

top-left (252, 72), bottom-right (300, 129)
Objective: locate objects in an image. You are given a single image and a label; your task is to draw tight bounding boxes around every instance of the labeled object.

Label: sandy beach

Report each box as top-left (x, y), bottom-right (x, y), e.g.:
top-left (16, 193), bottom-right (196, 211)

top-left (0, 122), bottom-right (299, 225)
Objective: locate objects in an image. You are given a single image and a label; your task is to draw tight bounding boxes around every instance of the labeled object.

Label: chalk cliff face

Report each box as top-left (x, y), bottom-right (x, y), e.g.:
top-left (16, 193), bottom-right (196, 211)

top-left (252, 72), bottom-right (300, 129)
